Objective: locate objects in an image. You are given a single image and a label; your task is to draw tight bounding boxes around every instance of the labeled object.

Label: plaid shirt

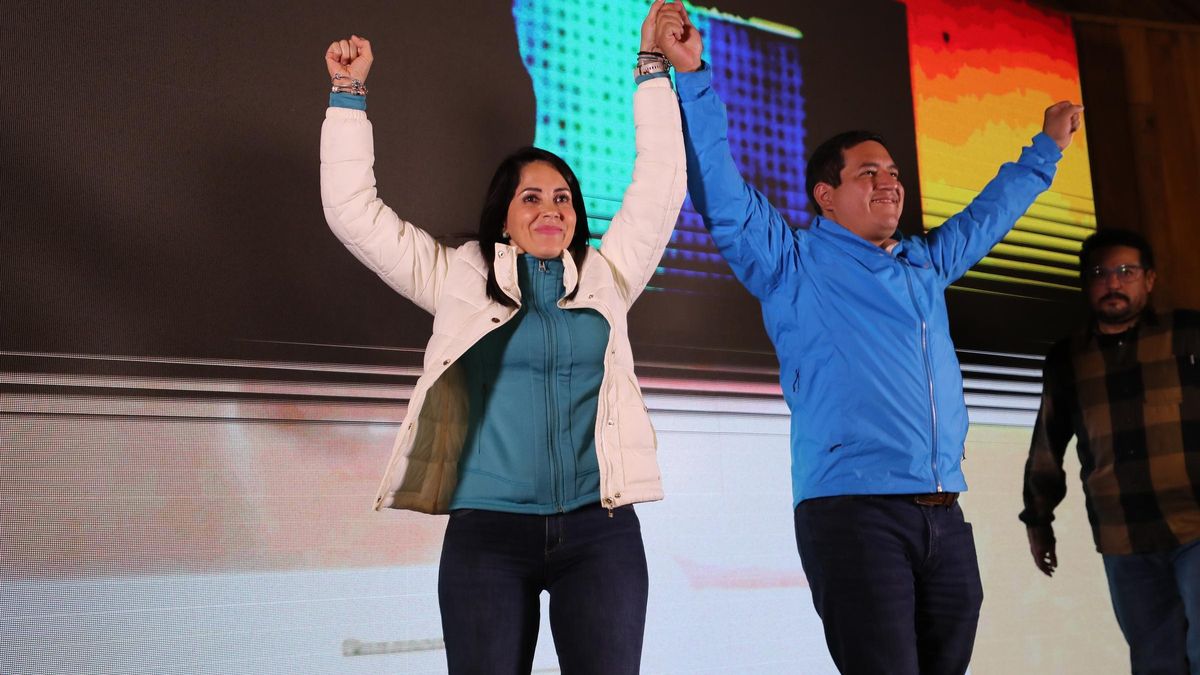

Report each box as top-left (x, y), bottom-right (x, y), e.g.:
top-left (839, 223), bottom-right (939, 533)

top-left (1020, 309), bottom-right (1200, 555)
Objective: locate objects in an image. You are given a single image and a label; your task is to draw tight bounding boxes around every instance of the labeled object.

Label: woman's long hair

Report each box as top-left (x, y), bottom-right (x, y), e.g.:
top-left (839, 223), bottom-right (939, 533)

top-left (477, 147), bottom-right (591, 307)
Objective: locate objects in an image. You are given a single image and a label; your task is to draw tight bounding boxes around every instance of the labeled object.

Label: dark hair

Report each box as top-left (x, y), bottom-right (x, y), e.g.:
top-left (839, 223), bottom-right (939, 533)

top-left (477, 147), bottom-right (591, 306)
top-left (805, 131), bottom-right (890, 215)
top-left (1078, 228), bottom-right (1155, 272)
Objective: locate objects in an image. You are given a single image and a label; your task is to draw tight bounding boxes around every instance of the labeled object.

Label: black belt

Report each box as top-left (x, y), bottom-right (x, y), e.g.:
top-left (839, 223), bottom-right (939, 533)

top-left (911, 492), bottom-right (958, 507)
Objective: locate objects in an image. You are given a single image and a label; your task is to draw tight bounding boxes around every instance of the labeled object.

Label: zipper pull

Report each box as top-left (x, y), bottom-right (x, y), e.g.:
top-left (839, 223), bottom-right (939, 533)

top-left (539, 259), bottom-right (547, 272)
top-left (604, 497), bottom-right (615, 517)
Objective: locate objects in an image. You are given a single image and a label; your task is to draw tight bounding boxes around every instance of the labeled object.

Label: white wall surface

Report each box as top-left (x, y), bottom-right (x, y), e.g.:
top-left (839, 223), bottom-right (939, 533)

top-left (1, 394), bottom-right (1124, 674)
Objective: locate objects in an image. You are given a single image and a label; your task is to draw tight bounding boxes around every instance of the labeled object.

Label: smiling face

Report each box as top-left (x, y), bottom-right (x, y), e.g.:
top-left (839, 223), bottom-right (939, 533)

top-left (503, 160), bottom-right (578, 260)
top-left (813, 140), bottom-right (905, 246)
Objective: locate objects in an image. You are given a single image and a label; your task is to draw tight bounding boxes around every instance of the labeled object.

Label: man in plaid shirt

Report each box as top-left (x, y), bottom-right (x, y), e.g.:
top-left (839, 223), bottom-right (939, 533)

top-left (1021, 228), bottom-right (1200, 673)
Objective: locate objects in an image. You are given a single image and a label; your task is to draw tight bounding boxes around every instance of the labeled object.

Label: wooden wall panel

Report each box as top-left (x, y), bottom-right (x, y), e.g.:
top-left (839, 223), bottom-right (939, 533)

top-left (1073, 18), bottom-right (1200, 310)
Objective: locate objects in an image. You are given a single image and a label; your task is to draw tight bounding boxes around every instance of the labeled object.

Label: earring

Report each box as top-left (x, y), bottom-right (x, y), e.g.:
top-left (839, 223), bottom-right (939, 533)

top-left (501, 231), bottom-right (510, 240)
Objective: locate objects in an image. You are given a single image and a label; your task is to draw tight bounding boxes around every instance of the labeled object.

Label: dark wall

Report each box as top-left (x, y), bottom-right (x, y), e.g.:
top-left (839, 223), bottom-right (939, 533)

top-left (1071, 16), bottom-right (1200, 310)
top-left (2, 1), bottom-right (534, 364)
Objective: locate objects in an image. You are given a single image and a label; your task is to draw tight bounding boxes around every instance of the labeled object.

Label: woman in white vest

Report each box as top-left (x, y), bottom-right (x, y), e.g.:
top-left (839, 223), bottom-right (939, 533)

top-left (319, 3), bottom-right (685, 672)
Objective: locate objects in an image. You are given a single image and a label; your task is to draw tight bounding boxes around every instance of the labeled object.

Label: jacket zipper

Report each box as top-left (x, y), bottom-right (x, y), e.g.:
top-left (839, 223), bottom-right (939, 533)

top-left (591, 306), bottom-right (620, 518)
top-left (559, 275), bottom-right (620, 518)
top-left (538, 259), bottom-right (565, 512)
top-left (900, 259), bottom-right (941, 492)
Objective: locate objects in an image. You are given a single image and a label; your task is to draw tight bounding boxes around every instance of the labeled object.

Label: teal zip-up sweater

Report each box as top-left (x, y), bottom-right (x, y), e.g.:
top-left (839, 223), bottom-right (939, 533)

top-left (449, 255), bottom-right (609, 514)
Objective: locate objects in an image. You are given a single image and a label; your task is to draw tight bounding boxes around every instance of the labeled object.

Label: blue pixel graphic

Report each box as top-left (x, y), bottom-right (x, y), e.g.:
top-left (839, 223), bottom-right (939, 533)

top-left (512, 1), bottom-right (805, 294)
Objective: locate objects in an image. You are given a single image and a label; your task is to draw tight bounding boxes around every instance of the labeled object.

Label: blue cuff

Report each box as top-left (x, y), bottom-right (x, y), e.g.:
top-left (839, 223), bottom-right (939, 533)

top-left (634, 71), bottom-right (671, 85)
top-left (1030, 131), bottom-right (1063, 161)
top-left (329, 92), bottom-right (367, 111)
top-left (673, 61), bottom-right (712, 102)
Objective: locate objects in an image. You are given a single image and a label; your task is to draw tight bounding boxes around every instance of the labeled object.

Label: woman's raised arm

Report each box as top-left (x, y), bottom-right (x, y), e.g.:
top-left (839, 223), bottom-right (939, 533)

top-left (320, 36), bottom-right (453, 315)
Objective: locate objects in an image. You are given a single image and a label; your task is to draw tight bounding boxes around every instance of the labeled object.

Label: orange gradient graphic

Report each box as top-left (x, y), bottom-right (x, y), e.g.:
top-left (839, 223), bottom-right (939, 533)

top-left (902, 0), bottom-right (1095, 297)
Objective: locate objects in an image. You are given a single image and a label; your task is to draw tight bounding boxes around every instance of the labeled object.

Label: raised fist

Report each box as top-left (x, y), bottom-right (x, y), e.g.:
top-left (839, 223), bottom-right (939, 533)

top-left (640, 0), bottom-right (666, 53)
top-left (325, 35), bottom-right (373, 84)
top-left (1042, 100), bottom-right (1084, 150)
top-left (655, 2), bottom-right (702, 73)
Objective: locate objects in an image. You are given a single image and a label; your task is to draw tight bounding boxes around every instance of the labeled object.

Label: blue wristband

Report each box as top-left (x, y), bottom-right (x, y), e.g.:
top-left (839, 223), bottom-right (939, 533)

top-left (634, 71), bottom-right (671, 85)
top-left (329, 92), bottom-right (367, 111)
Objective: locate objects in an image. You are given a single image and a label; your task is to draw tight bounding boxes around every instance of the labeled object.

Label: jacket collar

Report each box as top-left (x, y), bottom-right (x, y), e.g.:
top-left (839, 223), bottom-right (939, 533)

top-left (491, 243), bottom-right (580, 303)
top-left (812, 215), bottom-right (930, 270)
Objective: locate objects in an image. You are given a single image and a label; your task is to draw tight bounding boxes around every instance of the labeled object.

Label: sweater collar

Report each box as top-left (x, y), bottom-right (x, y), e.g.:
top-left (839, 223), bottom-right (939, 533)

top-left (492, 243), bottom-right (580, 303)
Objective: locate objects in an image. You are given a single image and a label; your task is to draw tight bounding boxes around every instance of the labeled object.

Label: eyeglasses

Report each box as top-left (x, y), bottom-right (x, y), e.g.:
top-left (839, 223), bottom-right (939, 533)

top-left (1085, 264), bottom-right (1146, 284)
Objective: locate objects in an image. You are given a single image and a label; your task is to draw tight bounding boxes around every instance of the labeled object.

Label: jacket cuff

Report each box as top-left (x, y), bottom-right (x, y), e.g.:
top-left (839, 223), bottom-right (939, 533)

top-left (326, 106), bottom-right (368, 121)
top-left (635, 74), bottom-right (675, 91)
top-left (673, 61), bottom-right (713, 102)
top-left (1018, 511), bottom-right (1055, 527)
top-left (1029, 131), bottom-right (1063, 162)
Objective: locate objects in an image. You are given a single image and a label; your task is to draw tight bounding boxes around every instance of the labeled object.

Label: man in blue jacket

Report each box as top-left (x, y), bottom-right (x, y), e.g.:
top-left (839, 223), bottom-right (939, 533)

top-left (655, 5), bottom-right (1082, 674)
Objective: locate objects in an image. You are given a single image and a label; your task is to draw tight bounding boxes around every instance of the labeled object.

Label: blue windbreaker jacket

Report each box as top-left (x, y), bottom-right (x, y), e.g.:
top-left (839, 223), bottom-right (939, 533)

top-left (676, 65), bottom-right (1062, 505)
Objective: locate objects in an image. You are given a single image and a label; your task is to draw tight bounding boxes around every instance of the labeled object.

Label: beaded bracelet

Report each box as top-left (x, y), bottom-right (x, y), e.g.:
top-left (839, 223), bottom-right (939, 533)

top-left (634, 50), bottom-right (672, 78)
top-left (331, 73), bottom-right (368, 96)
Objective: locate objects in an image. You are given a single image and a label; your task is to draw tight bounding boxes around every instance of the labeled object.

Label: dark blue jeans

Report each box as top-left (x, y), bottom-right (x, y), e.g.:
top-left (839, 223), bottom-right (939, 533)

top-left (1103, 538), bottom-right (1200, 675)
top-left (438, 503), bottom-right (648, 675)
top-left (794, 495), bottom-right (984, 675)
